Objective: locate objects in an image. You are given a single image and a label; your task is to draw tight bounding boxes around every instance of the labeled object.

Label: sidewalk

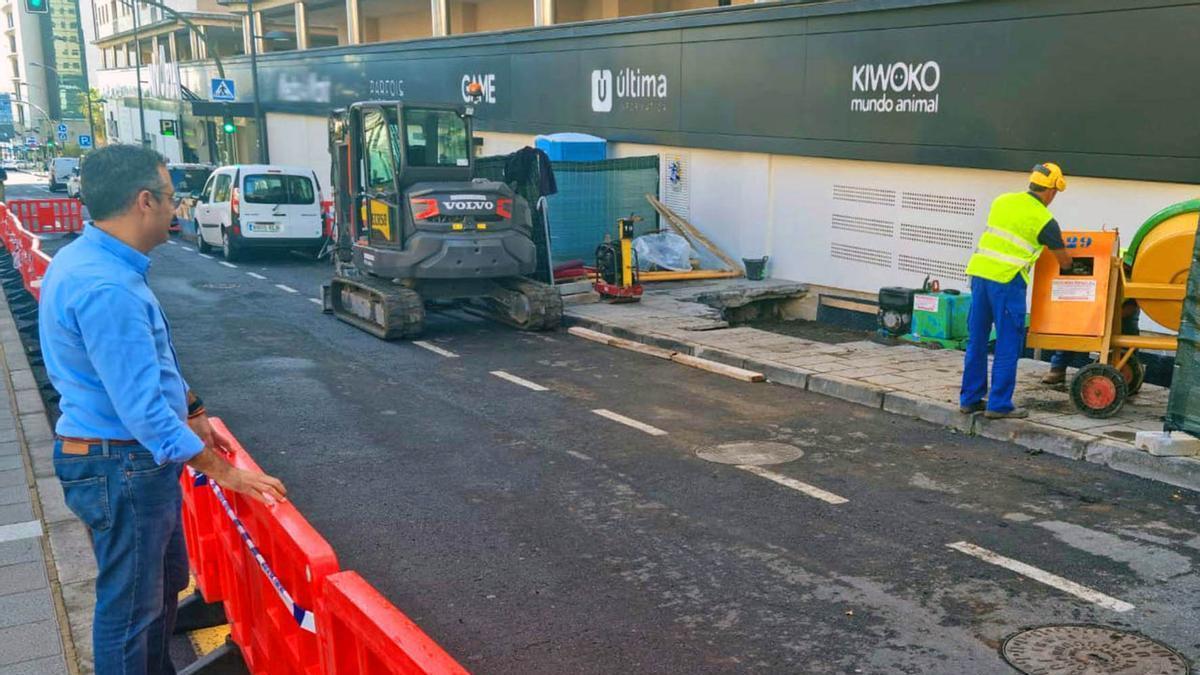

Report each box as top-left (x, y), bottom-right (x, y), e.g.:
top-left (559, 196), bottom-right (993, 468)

top-left (0, 287), bottom-right (80, 673)
top-left (566, 280), bottom-right (1200, 494)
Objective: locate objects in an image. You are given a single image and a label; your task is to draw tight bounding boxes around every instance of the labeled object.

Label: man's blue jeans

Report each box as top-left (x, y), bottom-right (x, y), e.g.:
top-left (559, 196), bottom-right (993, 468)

top-left (961, 275), bottom-right (1027, 414)
top-left (54, 440), bottom-right (189, 675)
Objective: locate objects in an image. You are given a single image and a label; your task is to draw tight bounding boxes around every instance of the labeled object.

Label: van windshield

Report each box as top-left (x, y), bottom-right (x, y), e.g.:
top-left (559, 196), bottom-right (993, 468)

top-left (242, 174), bottom-right (315, 205)
top-left (169, 168), bottom-right (212, 192)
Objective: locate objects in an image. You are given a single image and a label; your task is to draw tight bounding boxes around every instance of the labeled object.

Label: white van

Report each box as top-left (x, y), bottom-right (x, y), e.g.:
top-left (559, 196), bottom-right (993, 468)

top-left (193, 165), bottom-right (324, 261)
top-left (49, 157), bottom-right (79, 192)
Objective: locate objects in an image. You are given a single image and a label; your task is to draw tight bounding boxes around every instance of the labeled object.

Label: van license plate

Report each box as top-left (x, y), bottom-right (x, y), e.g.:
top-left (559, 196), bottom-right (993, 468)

top-left (249, 222), bottom-right (279, 233)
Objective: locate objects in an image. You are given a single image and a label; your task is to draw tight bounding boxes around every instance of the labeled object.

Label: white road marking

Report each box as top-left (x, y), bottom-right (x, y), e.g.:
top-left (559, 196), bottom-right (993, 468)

top-left (181, 246), bottom-right (194, 252)
top-left (247, 272), bottom-right (267, 280)
top-left (308, 298), bottom-right (323, 305)
top-left (566, 450), bottom-right (594, 461)
top-left (274, 284), bottom-right (299, 294)
top-left (219, 261), bottom-right (237, 269)
top-left (946, 541), bottom-right (1134, 612)
top-left (737, 465), bottom-right (849, 504)
top-left (591, 409), bottom-right (667, 436)
top-left (491, 371), bottom-right (549, 391)
top-left (198, 253), bottom-right (213, 260)
top-left (0, 520), bottom-right (43, 543)
top-left (414, 341), bottom-right (459, 358)
top-left (166, 240), bottom-right (178, 246)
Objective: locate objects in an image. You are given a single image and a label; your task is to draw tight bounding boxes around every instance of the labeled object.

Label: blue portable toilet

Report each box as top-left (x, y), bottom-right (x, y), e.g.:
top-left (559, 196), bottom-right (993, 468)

top-left (534, 133), bottom-right (607, 162)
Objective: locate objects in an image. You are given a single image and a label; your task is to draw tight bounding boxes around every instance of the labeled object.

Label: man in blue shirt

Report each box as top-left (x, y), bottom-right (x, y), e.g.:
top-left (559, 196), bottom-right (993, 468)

top-left (39, 145), bottom-right (286, 674)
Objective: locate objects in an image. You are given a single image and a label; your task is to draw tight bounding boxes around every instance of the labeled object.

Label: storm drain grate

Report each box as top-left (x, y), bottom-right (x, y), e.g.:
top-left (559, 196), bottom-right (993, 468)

top-left (1001, 625), bottom-right (1189, 675)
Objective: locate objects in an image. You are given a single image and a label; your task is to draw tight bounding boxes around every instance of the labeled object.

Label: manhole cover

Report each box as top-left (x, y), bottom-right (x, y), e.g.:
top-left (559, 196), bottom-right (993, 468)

top-left (1001, 625), bottom-right (1189, 675)
top-left (696, 441), bottom-right (803, 466)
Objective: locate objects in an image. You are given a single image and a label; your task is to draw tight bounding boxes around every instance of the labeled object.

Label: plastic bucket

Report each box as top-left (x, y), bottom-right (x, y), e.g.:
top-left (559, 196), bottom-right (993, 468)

top-left (743, 256), bottom-right (768, 281)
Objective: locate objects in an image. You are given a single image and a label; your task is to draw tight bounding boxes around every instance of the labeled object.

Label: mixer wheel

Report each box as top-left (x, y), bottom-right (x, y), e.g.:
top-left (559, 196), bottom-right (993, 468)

top-left (1070, 363), bottom-right (1128, 419)
top-left (1119, 355), bottom-right (1146, 396)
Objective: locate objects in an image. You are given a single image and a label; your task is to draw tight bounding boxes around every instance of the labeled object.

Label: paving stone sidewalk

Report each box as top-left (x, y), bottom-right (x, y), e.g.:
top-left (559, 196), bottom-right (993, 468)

top-left (0, 288), bottom-right (89, 674)
top-left (566, 286), bottom-right (1200, 494)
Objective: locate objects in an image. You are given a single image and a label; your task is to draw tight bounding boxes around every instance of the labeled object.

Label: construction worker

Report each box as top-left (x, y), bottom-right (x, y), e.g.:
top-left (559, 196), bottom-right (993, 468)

top-left (960, 163), bottom-right (1073, 418)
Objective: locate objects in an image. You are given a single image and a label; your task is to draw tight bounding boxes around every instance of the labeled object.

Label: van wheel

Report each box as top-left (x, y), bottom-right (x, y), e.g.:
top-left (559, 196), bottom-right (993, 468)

top-left (221, 228), bottom-right (241, 262)
top-left (197, 230), bottom-right (212, 254)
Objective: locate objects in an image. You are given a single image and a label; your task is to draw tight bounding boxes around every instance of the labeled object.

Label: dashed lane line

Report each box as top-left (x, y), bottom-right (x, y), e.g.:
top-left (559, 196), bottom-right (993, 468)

top-left (566, 450), bottom-right (594, 461)
top-left (246, 272), bottom-right (267, 280)
top-left (308, 298), bottom-right (322, 305)
top-left (219, 261), bottom-right (237, 269)
top-left (946, 541), bottom-right (1134, 613)
top-left (167, 240), bottom-right (178, 245)
top-left (198, 253), bottom-right (213, 259)
top-left (490, 371), bottom-right (549, 392)
top-left (414, 341), bottom-right (459, 358)
top-left (736, 465), bottom-right (848, 505)
top-left (181, 246), bottom-right (194, 252)
top-left (275, 284), bottom-right (299, 294)
top-left (591, 409), bottom-right (667, 436)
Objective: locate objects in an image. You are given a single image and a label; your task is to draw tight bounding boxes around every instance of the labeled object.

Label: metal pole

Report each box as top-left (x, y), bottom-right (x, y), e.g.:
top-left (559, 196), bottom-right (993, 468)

top-left (247, 0), bottom-right (268, 163)
top-left (132, 0), bottom-right (147, 146)
top-left (84, 91), bottom-right (96, 147)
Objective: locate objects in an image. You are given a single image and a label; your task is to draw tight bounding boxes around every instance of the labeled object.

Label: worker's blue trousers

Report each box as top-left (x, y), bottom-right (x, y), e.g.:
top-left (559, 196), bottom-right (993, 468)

top-left (960, 275), bottom-right (1027, 414)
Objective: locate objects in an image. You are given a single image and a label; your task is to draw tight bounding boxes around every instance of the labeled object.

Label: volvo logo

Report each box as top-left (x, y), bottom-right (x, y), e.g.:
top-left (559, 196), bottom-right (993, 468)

top-left (442, 201), bottom-right (495, 210)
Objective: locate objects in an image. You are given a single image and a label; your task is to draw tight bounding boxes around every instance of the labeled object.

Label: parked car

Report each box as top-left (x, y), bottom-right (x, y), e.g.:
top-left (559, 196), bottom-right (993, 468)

top-left (48, 157), bottom-right (79, 192)
top-left (65, 166), bottom-right (82, 200)
top-left (193, 164), bottom-right (324, 261)
top-left (167, 163), bottom-right (214, 234)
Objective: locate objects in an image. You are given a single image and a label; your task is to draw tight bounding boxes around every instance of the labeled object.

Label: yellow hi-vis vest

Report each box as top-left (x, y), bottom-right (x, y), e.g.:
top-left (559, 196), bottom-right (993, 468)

top-left (965, 192), bottom-right (1051, 284)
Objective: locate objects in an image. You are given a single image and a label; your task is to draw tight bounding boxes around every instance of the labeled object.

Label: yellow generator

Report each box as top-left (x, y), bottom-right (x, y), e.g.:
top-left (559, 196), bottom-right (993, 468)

top-left (1026, 200), bottom-right (1199, 418)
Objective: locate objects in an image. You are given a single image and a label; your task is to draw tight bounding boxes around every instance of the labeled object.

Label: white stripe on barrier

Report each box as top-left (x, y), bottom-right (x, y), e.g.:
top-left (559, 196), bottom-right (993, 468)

top-left (189, 468), bottom-right (318, 632)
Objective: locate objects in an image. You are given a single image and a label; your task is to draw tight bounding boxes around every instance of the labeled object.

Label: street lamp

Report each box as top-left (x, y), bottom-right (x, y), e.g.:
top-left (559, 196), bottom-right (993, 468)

top-left (28, 61), bottom-right (97, 150)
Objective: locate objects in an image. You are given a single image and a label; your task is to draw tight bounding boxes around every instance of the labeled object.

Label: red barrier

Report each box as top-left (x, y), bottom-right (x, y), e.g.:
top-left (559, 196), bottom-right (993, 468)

top-left (0, 203), bottom-right (52, 300)
top-left (7, 199), bottom-right (83, 234)
top-left (179, 419), bottom-right (470, 675)
top-left (319, 572), bottom-right (468, 675)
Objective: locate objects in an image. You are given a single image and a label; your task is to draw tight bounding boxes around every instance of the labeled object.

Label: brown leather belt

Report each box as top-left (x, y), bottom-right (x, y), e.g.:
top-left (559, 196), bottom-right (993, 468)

top-left (57, 436), bottom-right (139, 456)
top-left (57, 436), bottom-right (139, 445)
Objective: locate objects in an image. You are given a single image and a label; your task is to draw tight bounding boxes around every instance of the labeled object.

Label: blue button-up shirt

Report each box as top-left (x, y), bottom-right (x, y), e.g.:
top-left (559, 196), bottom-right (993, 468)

top-left (39, 225), bottom-right (203, 464)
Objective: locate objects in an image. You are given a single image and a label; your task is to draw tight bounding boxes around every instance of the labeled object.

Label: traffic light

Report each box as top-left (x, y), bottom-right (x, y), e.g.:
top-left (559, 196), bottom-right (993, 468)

top-left (222, 117), bottom-right (235, 134)
top-left (24, 0), bottom-right (47, 15)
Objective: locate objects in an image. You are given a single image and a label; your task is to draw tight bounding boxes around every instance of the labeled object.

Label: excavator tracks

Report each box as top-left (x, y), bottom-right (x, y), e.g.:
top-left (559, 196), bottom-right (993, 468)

top-left (329, 275), bottom-right (425, 340)
top-left (476, 277), bottom-right (564, 331)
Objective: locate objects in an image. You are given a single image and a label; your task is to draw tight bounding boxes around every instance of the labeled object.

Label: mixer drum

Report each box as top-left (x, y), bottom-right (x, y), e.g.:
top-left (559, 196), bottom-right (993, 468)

top-left (1127, 201), bottom-right (1200, 331)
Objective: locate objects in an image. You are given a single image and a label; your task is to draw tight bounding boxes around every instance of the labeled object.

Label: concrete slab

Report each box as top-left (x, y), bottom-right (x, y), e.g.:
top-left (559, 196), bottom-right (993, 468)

top-left (0, 502), bottom-right (34, 527)
top-left (32, 479), bottom-right (68, 525)
top-left (1136, 431), bottom-right (1200, 457)
top-left (882, 391), bottom-right (975, 434)
top-left (0, 561), bottom-right (48, 597)
top-left (0, 621), bottom-right (63, 667)
top-left (0, 654), bottom-right (71, 675)
top-left (0, 538), bottom-right (40, 568)
top-left (808, 374), bottom-right (886, 409)
top-left (0, 469), bottom-right (24, 488)
top-left (0, 589), bottom-right (54, 629)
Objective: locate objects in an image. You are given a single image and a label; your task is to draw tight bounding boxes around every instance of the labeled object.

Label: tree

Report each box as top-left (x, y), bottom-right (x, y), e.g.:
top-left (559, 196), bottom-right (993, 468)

top-left (75, 88), bottom-right (106, 145)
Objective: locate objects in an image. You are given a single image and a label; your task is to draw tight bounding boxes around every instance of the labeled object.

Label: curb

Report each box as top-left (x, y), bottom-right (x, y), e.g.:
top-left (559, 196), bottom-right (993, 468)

top-left (566, 314), bottom-right (1200, 494)
top-left (0, 287), bottom-right (92, 673)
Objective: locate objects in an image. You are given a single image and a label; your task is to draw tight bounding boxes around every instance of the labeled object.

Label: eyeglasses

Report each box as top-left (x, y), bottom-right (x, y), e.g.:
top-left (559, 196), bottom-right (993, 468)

top-left (147, 188), bottom-right (176, 202)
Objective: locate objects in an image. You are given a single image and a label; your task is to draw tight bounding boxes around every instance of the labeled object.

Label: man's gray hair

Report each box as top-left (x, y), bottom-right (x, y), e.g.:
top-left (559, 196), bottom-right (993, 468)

top-left (80, 145), bottom-right (168, 221)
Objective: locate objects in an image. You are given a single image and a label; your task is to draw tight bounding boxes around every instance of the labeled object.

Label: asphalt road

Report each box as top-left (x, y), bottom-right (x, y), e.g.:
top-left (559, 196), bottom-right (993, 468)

top-left (4, 170), bottom-right (58, 201)
top-left (50, 220), bottom-right (1200, 672)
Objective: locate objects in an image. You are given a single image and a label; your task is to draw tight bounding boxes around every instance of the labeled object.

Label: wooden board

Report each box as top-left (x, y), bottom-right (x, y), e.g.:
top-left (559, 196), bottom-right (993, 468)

top-left (670, 353), bottom-right (766, 382)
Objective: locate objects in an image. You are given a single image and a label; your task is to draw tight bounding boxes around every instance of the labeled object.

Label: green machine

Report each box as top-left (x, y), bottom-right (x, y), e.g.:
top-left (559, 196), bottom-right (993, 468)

top-left (903, 290), bottom-right (972, 350)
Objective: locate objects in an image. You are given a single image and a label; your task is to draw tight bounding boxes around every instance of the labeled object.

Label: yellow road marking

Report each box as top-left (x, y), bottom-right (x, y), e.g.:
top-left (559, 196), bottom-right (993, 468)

top-left (178, 576), bottom-right (232, 656)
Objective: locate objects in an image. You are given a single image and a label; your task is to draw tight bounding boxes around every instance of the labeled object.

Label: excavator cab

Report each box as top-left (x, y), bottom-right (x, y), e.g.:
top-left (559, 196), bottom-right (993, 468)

top-left (325, 102), bottom-right (561, 339)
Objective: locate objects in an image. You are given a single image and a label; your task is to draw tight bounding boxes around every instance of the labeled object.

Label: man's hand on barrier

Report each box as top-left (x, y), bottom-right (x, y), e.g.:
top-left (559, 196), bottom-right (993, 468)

top-left (188, 414), bottom-right (233, 456)
top-left (187, 447), bottom-right (288, 505)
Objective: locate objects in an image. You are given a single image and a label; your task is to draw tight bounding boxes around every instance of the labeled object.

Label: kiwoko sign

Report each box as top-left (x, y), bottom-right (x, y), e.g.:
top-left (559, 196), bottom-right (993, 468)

top-left (850, 61), bottom-right (941, 114)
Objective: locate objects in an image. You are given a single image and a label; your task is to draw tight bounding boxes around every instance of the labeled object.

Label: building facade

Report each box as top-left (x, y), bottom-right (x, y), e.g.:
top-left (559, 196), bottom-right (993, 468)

top-left (86, 0), bottom-right (1200, 321)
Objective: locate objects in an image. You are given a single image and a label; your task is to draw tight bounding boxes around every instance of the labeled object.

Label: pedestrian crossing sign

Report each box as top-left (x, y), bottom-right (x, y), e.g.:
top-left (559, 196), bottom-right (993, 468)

top-left (211, 78), bottom-right (236, 102)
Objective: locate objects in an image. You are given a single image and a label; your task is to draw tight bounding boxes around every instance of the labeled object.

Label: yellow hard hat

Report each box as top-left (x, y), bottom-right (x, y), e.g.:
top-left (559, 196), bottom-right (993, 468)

top-left (1029, 162), bottom-right (1067, 192)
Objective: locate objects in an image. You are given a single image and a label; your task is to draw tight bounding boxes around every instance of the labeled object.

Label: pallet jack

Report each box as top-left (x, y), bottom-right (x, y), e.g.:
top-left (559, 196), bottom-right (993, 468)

top-left (594, 215), bottom-right (644, 303)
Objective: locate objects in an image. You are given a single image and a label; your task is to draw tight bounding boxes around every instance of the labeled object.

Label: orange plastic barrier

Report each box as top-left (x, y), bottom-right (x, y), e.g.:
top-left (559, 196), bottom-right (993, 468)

top-left (319, 571), bottom-right (468, 675)
top-left (0, 203), bottom-right (53, 300)
top-left (7, 199), bottom-right (83, 234)
top-left (180, 419), bottom-right (469, 675)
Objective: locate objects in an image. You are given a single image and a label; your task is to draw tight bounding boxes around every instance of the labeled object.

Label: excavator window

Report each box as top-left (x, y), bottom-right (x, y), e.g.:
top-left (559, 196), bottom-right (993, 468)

top-left (400, 108), bottom-right (469, 168)
top-left (363, 109), bottom-right (397, 192)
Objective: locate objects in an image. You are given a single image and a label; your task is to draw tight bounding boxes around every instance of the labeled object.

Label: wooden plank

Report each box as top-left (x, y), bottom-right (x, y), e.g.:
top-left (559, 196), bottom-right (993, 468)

top-left (670, 353), bottom-right (766, 382)
top-left (568, 326), bottom-right (677, 359)
top-left (645, 194), bottom-right (744, 273)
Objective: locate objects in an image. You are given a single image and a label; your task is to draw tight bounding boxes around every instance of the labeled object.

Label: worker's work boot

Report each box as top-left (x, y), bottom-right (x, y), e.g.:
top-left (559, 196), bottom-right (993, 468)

top-left (1041, 369), bottom-right (1067, 385)
top-left (985, 407), bottom-right (1029, 420)
top-left (959, 401), bottom-right (986, 414)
